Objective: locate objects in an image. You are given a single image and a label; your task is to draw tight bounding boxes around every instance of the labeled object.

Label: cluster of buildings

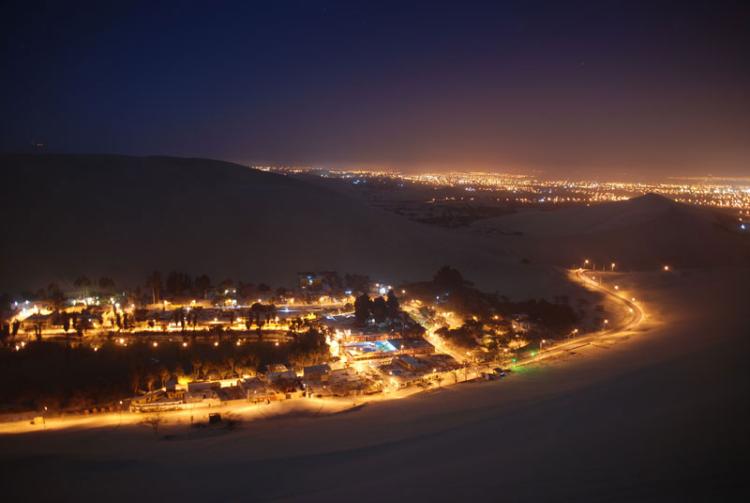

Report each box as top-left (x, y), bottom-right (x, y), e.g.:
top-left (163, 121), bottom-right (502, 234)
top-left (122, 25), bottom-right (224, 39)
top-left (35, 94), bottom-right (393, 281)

top-left (6, 271), bottom-right (507, 415)
top-left (130, 344), bottom-right (468, 413)
top-left (129, 362), bottom-right (381, 412)
top-left (127, 313), bottom-right (469, 413)
top-left (269, 166), bottom-right (750, 211)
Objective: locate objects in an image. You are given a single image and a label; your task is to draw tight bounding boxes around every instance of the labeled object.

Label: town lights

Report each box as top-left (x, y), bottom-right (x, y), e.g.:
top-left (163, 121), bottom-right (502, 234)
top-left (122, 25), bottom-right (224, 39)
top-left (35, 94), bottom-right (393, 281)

top-left (663, 265), bottom-right (671, 271)
top-left (152, 341), bottom-right (158, 348)
top-left (182, 341), bottom-right (188, 347)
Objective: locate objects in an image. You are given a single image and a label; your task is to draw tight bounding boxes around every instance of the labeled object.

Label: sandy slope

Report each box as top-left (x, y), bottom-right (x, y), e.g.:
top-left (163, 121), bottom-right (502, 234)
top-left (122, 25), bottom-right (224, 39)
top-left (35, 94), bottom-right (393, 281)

top-left (473, 194), bottom-right (750, 269)
top-left (0, 268), bottom-right (747, 501)
top-left (1, 154), bottom-right (576, 299)
top-left (2, 158), bottom-right (748, 500)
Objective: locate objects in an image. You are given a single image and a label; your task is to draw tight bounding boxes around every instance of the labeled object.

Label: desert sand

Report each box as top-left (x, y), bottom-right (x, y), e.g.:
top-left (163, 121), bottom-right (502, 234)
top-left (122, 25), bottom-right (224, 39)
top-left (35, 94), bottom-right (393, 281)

top-left (1, 156), bottom-right (748, 501)
top-left (1, 272), bottom-right (747, 501)
top-left (0, 154), bottom-right (583, 300)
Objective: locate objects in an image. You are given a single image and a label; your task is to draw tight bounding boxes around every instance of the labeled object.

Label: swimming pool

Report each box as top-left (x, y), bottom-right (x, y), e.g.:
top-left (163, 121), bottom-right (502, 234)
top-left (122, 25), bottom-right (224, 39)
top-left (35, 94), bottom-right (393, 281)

top-left (344, 340), bottom-right (398, 354)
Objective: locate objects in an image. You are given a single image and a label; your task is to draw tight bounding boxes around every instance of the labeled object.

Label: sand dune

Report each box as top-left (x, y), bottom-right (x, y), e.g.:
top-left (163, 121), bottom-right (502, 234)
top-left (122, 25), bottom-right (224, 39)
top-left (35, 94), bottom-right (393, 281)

top-left (0, 154), bottom-right (558, 297)
top-left (1, 157), bottom-right (748, 500)
top-left (473, 194), bottom-right (750, 269)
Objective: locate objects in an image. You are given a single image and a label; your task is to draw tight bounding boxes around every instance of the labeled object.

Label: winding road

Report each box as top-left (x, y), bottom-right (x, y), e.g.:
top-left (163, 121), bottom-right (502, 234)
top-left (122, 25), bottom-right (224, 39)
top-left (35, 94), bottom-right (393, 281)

top-left (515, 268), bottom-right (645, 366)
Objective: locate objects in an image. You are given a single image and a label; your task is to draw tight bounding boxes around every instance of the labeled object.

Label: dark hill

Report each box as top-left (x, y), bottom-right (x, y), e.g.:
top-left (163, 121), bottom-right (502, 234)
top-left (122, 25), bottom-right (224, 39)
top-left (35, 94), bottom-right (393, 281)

top-left (474, 193), bottom-right (750, 269)
top-left (0, 154), bottom-right (522, 293)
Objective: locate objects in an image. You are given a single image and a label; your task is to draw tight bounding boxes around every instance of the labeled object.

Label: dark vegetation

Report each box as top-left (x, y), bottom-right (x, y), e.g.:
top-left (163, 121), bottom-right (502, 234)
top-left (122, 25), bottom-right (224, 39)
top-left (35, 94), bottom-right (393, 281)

top-left (409, 266), bottom-right (579, 345)
top-left (0, 329), bottom-right (327, 414)
top-left (410, 266), bottom-right (577, 329)
top-left (354, 289), bottom-right (400, 324)
top-left (352, 290), bottom-right (425, 337)
top-left (413, 204), bottom-right (516, 227)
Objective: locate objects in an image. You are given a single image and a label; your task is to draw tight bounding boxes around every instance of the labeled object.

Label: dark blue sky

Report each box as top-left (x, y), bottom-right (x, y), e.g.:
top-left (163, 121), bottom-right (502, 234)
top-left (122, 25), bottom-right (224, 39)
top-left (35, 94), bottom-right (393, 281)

top-left (2, 0), bottom-right (748, 179)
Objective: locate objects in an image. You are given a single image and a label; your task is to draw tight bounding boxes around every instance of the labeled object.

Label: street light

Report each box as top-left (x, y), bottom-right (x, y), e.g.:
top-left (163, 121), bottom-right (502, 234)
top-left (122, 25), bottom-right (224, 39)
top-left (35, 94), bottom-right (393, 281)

top-left (611, 262), bottom-right (616, 271)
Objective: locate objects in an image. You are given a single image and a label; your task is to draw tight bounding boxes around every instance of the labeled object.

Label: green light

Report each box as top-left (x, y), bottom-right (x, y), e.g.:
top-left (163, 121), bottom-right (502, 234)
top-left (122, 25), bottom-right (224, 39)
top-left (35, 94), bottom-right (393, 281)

top-left (511, 358), bottom-right (517, 363)
top-left (530, 351), bottom-right (537, 357)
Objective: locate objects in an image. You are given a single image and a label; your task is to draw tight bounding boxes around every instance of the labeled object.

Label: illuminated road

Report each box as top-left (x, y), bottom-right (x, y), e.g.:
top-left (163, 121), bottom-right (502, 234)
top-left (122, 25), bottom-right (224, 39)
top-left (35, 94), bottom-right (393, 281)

top-left (0, 271), bottom-right (646, 435)
top-left (515, 268), bottom-right (645, 367)
top-left (401, 304), bottom-right (468, 363)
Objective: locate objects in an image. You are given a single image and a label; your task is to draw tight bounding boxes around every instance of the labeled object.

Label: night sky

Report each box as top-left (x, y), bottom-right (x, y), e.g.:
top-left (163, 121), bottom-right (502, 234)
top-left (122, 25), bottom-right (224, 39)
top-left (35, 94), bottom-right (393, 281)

top-left (2, 1), bottom-right (748, 179)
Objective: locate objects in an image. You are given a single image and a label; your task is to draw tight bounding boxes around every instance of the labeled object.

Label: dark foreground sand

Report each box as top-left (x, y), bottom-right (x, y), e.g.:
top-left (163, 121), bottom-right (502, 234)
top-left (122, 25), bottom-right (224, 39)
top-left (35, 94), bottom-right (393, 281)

top-left (1, 268), bottom-right (748, 502)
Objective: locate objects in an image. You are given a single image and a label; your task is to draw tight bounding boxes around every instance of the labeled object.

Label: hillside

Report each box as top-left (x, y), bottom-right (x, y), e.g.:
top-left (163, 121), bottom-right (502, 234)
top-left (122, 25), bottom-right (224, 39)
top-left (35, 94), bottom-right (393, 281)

top-left (473, 194), bottom-right (750, 269)
top-left (0, 154), bottom-right (562, 298)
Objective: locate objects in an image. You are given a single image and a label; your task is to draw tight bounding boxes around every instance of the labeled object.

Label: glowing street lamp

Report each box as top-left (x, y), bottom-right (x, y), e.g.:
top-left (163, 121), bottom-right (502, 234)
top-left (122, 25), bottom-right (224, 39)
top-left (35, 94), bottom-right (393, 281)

top-left (663, 265), bottom-right (671, 272)
top-left (611, 262), bottom-right (616, 271)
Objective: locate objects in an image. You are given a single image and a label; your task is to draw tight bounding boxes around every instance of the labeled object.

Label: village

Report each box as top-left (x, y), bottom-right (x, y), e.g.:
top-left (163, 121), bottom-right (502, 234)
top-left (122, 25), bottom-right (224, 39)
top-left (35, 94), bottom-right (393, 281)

top-left (0, 268), bottom-right (580, 419)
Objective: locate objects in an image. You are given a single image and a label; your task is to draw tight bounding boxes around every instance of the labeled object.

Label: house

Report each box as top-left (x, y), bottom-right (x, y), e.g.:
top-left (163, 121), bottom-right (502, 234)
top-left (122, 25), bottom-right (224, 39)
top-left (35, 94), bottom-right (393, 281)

top-left (393, 355), bottom-right (427, 372)
top-left (187, 381), bottom-right (221, 393)
top-left (265, 370), bottom-right (299, 393)
top-left (388, 338), bottom-right (435, 355)
top-left (184, 388), bottom-right (221, 406)
top-left (303, 364), bottom-right (331, 382)
top-left (215, 386), bottom-right (246, 402)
